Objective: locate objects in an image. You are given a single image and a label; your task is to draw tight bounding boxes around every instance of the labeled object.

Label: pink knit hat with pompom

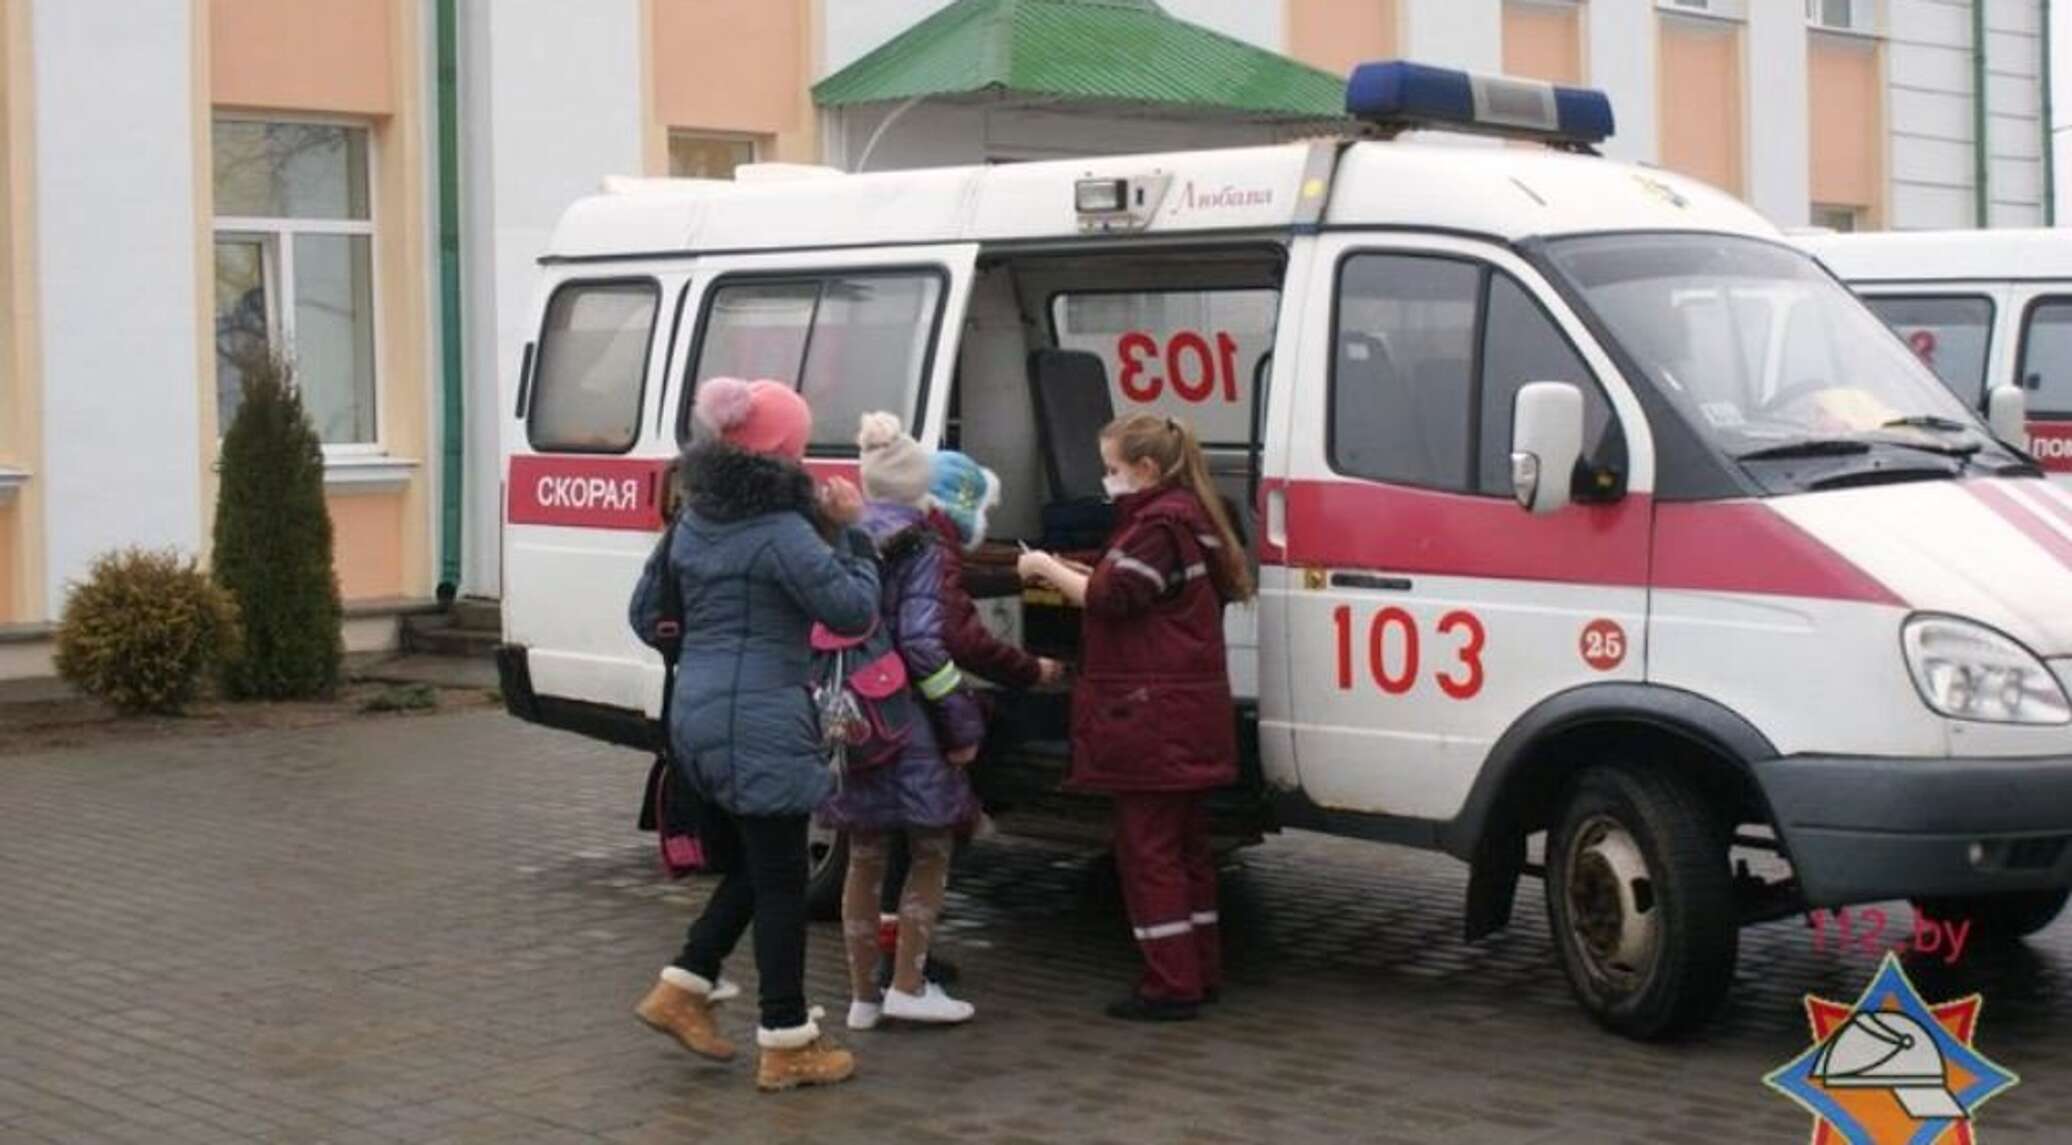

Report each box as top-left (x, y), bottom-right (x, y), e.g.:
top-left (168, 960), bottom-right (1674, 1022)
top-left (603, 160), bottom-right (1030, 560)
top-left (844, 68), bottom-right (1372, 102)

top-left (693, 377), bottom-right (812, 461)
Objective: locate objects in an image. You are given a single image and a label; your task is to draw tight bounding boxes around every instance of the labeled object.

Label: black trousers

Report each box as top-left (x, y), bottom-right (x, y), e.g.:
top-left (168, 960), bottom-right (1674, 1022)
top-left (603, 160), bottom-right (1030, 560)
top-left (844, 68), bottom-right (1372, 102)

top-left (673, 809), bottom-right (810, 1030)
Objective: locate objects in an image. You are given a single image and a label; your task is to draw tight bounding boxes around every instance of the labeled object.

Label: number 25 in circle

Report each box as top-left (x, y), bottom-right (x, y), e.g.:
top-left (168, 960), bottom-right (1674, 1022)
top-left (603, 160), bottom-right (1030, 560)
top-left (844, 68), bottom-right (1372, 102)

top-left (1580, 619), bottom-right (1626, 671)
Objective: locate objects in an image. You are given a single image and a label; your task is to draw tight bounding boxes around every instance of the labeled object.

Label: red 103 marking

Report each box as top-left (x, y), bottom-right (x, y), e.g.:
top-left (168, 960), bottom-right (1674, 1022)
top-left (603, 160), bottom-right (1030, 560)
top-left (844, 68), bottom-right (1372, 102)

top-left (1332, 605), bottom-right (1486, 700)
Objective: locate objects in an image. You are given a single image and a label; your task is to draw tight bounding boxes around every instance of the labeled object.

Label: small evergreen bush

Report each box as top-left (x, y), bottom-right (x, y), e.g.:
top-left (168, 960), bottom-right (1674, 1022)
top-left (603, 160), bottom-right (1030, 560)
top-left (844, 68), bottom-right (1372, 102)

top-left (213, 352), bottom-right (344, 699)
top-left (54, 548), bottom-right (240, 714)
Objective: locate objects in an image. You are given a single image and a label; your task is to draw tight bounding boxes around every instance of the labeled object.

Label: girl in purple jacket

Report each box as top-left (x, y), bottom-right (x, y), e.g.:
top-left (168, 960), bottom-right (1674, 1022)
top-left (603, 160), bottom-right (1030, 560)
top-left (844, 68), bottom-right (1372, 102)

top-left (820, 413), bottom-right (985, 1030)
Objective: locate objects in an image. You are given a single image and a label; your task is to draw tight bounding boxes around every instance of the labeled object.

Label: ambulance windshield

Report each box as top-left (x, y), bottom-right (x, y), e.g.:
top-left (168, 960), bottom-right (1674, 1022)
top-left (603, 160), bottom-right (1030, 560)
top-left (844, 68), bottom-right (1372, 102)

top-left (1544, 233), bottom-right (2012, 480)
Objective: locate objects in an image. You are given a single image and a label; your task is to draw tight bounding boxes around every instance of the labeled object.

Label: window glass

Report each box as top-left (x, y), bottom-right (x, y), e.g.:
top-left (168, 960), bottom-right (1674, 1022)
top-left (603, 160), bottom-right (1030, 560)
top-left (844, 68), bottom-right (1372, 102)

top-left (1050, 289), bottom-right (1279, 446)
top-left (213, 121), bottom-right (370, 221)
top-left (1331, 255), bottom-right (1479, 490)
top-left (1862, 296), bottom-right (1994, 408)
top-left (213, 238), bottom-right (273, 432)
top-left (211, 117), bottom-right (378, 444)
top-left (669, 134), bottom-right (757, 179)
top-left (528, 282), bottom-right (660, 453)
top-left (293, 235), bottom-right (378, 444)
top-left (1477, 274), bottom-right (1615, 494)
top-left (689, 273), bottom-right (944, 451)
top-left (2020, 300), bottom-right (2072, 417)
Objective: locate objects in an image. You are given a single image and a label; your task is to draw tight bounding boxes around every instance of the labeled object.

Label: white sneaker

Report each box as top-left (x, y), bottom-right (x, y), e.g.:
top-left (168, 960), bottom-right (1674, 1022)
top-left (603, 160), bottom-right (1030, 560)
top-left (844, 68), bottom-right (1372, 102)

top-left (881, 983), bottom-right (975, 1024)
top-left (846, 999), bottom-right (882, 1031)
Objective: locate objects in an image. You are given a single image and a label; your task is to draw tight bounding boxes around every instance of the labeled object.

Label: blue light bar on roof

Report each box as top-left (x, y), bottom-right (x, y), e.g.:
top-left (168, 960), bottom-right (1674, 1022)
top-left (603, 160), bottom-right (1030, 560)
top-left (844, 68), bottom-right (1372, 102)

top-left (1346, 60), bottom-right (1615, 147)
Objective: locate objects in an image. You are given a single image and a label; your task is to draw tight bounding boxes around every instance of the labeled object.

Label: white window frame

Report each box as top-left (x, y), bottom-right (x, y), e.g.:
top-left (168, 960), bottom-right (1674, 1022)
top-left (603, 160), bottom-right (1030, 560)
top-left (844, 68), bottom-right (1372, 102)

top-left (665, 129), bottom-right (761, 179)
top-left (211, 112), bottom-right (385, 459)
top-left (1655, 0), bottom-right (1747, 21)
top-left (1805, 0), bottom-right (1880, 36)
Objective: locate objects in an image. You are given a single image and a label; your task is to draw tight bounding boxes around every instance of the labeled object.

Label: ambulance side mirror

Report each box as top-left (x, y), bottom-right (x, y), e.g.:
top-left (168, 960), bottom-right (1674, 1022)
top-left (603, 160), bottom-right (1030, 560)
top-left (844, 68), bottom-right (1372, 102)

top-left (1511, 382), bottom-right (1584, 516)
top-left (1986, 384), bottom-right (2029, 451)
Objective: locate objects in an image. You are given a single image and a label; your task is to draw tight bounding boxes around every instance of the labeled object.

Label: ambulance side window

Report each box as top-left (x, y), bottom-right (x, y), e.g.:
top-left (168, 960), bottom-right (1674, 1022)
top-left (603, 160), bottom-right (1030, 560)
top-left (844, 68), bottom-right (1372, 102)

top-left (527, 280), bottom-right (661, 454)
top-left (1330, 254), bottom-right (1479, 490)
top-left (1477, 275), bottom-right (1620, 496)
top-left (2017, 298), bottom-right (2072, 417)
top-left (685, 271), bottom-right (945, 453)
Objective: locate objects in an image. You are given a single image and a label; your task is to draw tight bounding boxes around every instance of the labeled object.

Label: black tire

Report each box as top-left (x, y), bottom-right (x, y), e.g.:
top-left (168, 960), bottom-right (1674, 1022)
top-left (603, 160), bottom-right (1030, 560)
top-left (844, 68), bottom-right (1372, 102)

top-left (1544, 763), bottom-right (1738, 1040)
top-left (805, 827), bottom-right (848, 922)
top-left (1913, 888), bottom-right (2070, 941)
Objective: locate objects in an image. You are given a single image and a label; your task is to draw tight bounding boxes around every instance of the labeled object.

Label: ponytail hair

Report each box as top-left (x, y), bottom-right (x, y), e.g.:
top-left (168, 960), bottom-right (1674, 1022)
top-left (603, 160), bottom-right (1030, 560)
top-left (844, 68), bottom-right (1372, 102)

top-left (1100, 413), bottom-right (1256, 603)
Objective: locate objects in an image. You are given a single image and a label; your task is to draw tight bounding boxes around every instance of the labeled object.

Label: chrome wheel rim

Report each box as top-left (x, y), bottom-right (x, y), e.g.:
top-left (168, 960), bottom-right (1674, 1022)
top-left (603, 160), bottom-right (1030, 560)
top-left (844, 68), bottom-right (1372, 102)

top-left (1564, 814), bottom-right (1660, 992)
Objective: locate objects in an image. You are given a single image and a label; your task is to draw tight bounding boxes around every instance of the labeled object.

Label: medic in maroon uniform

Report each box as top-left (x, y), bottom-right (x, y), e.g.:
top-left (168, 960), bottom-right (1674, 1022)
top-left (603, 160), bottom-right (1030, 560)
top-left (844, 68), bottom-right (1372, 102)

top-left (1017, 413), bottom-right (1252, 1022)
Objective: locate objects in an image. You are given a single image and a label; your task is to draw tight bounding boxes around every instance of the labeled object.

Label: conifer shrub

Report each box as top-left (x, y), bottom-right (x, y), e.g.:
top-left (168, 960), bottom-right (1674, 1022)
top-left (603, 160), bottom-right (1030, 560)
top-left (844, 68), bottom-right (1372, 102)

top-left (212, 352), bottom-right (344, 699)
top-left (53, 548), bottom-right (240, 714)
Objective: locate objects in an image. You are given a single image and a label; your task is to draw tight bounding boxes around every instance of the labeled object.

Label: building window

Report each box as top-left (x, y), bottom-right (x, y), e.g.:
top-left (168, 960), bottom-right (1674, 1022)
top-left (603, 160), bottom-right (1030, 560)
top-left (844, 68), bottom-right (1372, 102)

top-left (668, 132), bottom-right (757, 179)
top-left (1806, 0), bottom-right (1878, 35)
top-left (212, 119), bottom-right (378, 446)
top-left (1655, 0), bottom-right (1746, 20)
top-left (1810, 203), bottom-right (1862, 232)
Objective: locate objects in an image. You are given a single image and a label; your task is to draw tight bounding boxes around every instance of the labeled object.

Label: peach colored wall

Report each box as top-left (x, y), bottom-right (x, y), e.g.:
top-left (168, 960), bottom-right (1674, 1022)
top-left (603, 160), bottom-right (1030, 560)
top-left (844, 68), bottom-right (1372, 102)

top-left (0, 500), bottom-right (16, 622)
top-left (328, 492), bottom-right (405, 601)
top-left (1657, 16), bottom-right (1742, 196)
top-left (1809, 33), bottom-right (1882, 222)
top-left (649, 0), bottom-right (816, 168)
top-left (1502, 1), bottom-right (1581, 85)
top-left (211, 0), bottom-right (393, 115)
top-left (1286, 0), bottom-right (1399, 83)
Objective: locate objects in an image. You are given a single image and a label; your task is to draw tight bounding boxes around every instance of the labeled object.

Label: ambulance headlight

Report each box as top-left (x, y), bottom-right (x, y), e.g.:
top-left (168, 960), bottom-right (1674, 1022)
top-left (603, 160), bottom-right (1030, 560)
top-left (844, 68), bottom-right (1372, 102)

top-left (1902, 616), bottom-right (2071, 725)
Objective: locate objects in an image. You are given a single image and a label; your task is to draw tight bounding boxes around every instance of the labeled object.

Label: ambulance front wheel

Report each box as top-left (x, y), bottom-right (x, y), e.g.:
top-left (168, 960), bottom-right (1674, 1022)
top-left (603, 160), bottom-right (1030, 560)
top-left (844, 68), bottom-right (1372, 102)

top-left (1545, 763), bottom-right (1738, 1040)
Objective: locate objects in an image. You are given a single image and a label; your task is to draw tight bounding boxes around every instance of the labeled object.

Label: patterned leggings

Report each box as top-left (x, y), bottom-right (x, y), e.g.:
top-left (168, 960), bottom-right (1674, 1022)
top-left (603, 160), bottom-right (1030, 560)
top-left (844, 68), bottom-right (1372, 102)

top-left (842, 828), bottom-right (954, 999)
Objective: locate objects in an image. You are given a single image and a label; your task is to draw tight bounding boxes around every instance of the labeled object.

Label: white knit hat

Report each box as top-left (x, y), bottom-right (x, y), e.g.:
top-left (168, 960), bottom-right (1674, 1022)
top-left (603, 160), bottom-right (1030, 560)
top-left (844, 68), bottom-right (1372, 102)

top-left (857, 412), bottom-right (933, 506)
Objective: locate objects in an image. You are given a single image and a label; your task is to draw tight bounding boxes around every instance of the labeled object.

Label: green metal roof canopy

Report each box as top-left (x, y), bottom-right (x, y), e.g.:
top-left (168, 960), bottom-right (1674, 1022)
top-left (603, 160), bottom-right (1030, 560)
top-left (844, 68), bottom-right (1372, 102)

top-left (813, 0), bottom-right (1347, 121)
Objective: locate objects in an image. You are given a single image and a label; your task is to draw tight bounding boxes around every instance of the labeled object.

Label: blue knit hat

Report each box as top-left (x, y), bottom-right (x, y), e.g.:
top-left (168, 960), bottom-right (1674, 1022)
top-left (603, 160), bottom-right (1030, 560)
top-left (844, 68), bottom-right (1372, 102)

top-left (929, 450), bottom-right (1001, 548)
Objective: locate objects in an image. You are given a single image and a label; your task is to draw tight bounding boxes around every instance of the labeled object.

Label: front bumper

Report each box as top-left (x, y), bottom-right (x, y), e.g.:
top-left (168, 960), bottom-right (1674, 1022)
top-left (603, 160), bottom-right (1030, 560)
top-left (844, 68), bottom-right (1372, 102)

top-left (1754, 752), bottom-right (2072, 906)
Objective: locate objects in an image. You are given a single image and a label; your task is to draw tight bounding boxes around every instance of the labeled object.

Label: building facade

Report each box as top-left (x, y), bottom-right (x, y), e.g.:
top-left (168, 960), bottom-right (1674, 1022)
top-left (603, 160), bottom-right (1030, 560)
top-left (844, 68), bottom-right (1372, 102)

top-left (0, 0), bottom-right (2057, 678)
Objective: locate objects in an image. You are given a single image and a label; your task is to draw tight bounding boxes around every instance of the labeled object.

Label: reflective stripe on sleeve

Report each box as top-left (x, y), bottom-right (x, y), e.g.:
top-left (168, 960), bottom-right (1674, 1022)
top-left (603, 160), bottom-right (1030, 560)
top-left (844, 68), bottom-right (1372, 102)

top-left (916, 662), bottom-right (965, 701)
top-left (1132, 919), bottom-right (1195, 941)
top-left (1190, 911), bottom-right (1220, 926)
top-left (1110, 553), bottom-right (1168, 589)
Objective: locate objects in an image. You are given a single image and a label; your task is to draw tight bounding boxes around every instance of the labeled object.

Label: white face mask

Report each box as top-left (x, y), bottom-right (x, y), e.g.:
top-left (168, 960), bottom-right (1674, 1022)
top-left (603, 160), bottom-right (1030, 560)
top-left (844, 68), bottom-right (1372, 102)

top-left (1101, 473), bottom-right (1137, 500)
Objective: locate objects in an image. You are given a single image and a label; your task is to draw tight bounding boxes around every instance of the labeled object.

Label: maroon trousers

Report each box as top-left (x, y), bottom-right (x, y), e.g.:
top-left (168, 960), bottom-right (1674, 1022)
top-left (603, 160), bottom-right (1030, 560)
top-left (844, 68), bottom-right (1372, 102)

top-left (1111, 790), bottom-right (1221, 1002)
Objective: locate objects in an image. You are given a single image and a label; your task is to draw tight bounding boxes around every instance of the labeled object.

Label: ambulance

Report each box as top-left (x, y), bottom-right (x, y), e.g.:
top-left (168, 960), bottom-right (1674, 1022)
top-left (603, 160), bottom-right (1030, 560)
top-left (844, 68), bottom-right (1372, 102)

top-left (1799, 228), bottom-right (2072, 482)
top-left (497, 62), bottom-right (2072, 1039)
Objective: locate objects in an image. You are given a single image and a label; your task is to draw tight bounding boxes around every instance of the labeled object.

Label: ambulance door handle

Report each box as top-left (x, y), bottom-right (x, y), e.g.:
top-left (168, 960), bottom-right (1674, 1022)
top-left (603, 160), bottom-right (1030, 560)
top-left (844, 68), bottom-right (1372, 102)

top-left (1331, 572), bottom-right (1412, 593)
top-left (1265, 489), bottom-right (1287, 548)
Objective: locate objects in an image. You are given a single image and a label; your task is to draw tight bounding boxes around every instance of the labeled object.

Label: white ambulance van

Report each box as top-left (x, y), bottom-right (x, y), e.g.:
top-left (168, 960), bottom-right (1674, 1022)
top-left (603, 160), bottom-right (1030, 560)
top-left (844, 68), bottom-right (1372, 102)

top-left (1799, 228), bottom-right (2072, 480)
top-left (499, 62), bottom-right (2072, 1039)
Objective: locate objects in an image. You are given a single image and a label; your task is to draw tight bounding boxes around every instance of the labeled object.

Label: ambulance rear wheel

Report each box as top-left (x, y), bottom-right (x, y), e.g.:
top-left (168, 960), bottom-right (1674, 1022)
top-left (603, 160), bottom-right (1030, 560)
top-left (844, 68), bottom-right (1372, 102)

top-left (1913, 888), bottom-right (2070, 941)
top-left (805, 825), bottom-right (848, 922)
top-left (1546, 763), bottom-right (1737, 1040)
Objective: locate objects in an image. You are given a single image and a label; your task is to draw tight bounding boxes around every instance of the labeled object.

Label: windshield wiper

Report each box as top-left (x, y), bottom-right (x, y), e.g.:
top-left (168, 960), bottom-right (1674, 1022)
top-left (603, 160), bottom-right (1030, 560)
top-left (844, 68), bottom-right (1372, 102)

top-left (1881, 414), bottom-right (1973, 434)
top-left (1736, 439), bottom-right (1871, 461)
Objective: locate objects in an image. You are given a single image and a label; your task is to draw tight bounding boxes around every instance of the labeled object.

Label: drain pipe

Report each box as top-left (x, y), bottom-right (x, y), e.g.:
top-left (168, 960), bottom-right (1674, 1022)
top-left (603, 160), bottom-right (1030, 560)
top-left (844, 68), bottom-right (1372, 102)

top-left (2045, 0), bottom-right (2058, 225)
top-left (434, 0), bottom-right (464, 603)
top-left (1973, 0), bottom-right (1991, 227)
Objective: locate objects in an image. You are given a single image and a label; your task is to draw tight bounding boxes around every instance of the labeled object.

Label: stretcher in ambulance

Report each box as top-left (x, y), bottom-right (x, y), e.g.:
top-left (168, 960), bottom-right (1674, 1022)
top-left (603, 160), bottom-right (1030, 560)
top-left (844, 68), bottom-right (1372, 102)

top-left (498, 61), bottom-right (2072, 1039)
top-left (1799, 228), bottom-right (2072, 485)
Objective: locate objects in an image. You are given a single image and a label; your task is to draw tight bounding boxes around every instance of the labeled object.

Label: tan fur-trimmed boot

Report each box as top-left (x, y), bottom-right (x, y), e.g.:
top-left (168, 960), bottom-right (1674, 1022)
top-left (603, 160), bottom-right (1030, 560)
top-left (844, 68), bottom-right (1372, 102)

top-left (755, 1013), bottom-right (856, 1092)
top-left (634, 967), bottom-right (737, 1061)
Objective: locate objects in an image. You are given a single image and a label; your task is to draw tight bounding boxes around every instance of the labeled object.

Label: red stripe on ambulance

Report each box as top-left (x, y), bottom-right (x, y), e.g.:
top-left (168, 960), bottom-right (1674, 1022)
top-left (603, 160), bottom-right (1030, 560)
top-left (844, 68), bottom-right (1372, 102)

top-left (1968, 480), bottom-right (2072, 573)
top-left (507, 455), bottom-right (669, 531)
top-left (2028, 422), bottom-right (2072, 474)
top-left (1265, 480), bottom-right (1899, 604)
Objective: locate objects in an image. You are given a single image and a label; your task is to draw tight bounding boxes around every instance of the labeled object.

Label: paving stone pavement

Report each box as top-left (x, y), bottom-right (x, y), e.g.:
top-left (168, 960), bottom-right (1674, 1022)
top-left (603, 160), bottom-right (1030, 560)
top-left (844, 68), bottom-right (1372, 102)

top-left (1, 710), bottom-right (2068, 1144)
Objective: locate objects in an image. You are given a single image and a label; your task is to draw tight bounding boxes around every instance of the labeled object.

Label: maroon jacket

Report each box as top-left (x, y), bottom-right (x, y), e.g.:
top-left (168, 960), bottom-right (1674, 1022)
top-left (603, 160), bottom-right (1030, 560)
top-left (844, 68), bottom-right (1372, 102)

top-left (925, 509), bottom-right (1045, 691)
top-left (1068, 484), bottom-right (1238, 794)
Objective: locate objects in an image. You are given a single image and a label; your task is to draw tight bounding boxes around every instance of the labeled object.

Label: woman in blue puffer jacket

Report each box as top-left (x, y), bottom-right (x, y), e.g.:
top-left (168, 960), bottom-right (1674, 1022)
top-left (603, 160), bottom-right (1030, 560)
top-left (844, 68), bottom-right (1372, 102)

top-left (822, 413), bottom-right (987, 1032)
top-left (627, 378), bottom-right (879, 1093)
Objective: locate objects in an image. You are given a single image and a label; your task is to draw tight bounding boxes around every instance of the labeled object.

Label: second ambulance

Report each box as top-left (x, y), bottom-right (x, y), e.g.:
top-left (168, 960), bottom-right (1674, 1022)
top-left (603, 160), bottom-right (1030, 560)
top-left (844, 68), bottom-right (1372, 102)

top-left (497, 62), bottom-right (2072, 1039)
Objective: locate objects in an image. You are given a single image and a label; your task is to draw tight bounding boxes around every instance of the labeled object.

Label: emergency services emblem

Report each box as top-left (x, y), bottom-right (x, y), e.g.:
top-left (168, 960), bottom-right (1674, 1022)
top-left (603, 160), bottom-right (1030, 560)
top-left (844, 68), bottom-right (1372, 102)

top-left (1764, 952), bottom-right (2018, 1144)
